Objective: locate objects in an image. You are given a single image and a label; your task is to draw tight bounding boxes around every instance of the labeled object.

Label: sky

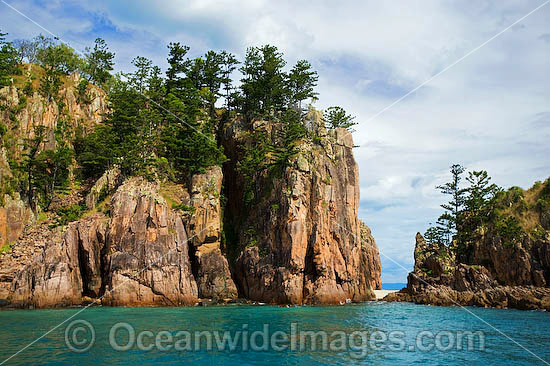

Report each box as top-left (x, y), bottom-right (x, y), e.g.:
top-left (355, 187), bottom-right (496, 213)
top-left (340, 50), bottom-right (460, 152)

top-left (1, 0), bottom-right (549, 283)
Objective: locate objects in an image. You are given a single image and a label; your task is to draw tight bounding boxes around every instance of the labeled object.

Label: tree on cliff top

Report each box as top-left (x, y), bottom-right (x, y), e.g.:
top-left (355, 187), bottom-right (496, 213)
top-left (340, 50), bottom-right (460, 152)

top-left (0, 30), bottom-right (20, 87)
top-left (82, 38), bottom-right (115, 86)
top-left (425, 164), bottom-right (466, 245)
top-left (426, 165), bottom-right (505, 249)
top-left (323, 106), bottom-right (357, 131)
top-left (288, 60), bottom-right (318, 111)
top-left (37, 38), bottom-right (83, 100)
top-left (240, 45), bottom-right (287, 118)
top-left (460, 170), bottom-right (501, 242)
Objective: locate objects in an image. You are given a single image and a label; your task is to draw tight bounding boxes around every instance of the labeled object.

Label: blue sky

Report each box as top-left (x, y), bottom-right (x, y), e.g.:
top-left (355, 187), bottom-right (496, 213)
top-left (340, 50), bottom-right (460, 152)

top-left (1, 0), bottom-right (549, 283)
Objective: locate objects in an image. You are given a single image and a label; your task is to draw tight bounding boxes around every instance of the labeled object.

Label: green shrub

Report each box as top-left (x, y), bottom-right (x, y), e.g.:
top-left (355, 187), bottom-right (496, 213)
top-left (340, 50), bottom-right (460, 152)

top-left (36, 211), bottom-right (48, 223)
top-left (77, 79), bottom-right (90, 104)
top-left (495, 216), bottom-right (523, 247)
top-left (172, 203), bottom-right (196, 213)
top-left (22, 81), bottom-right (34, 96)
top-left (529, 225), bottom-right (546, 242)
top-left (52, 203), bottom-right (87, 227)
top-left (0, 242), bottom-right (13, 254)
top-left (244, 227), bottom-right (258, 248)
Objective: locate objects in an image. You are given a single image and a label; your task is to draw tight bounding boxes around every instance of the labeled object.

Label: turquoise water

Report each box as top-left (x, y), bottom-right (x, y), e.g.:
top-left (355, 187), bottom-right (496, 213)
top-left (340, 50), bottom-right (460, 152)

top-left (382, 283), bottom-right (407, 290)
top-left (0, 302), bottom-right (549, 365)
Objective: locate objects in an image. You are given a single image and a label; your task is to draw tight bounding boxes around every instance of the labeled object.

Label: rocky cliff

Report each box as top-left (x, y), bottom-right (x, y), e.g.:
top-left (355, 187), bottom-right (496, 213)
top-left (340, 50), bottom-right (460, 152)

top-left (0, 109), bottom-right (381, 308)
top-left (386, 179), bottom-right (550, 310)
top-left (0, 68), bottom-right (108, 249)
top-left (9, 178), bottom-right (199, 307)
top-left (222, 112), bottom-right (381, 305)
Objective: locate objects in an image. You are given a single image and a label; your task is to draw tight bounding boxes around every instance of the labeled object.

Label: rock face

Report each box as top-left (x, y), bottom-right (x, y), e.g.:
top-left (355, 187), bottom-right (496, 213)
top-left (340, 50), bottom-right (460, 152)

top-left (1, 105), bottom-right (381, 307)
top-left (0, 71), bottom-right (108, 240)
top-left (0, 193), bottom-right (34, 248)
top-left (360, 222), bottom-right (383, 291)
top-left (85, 166), bottom-right (122, 209)
top-left (386, 231), bottom-right (550, 311)
top-left (0, 71), bottom-right (107, 153)
top-left (8, 178), bottom-right (199, 308)
top-left (223, 112), bottom-right (381, 304)
top-left (10, 216), bottom-right (103, 307)
top-left (386, 180), bottom-right (550, 310)
top-left (101, 179), bottom-right (198, 306)
top-left (186, 167), bottom-right (237, 299)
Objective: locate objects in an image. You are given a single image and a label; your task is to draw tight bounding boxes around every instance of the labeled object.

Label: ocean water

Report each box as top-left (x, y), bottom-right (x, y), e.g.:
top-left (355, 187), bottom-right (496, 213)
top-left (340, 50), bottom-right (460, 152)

top-left (0, 302), bottom-right (549, 365)
top-left (382, 283), bottom-right (407, 291)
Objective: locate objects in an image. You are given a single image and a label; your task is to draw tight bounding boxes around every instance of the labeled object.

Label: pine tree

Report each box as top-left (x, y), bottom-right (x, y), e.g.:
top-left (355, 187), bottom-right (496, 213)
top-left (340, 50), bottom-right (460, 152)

top-left (240, 45), bottom-right (287, 118)
top-left (464, 170), bottom-right (500, 230)
top-left (323, 106), bottom-right (356, 131)
top-left (0, 30), bottom-right (20, 87)
top-left (166, 42), bottom-right (191, 95)
top-left (38, 39), bottom-right (82, 100)
top-left (288, 60), bottom-right (318, 112)
top-left (19, 126), bottom-right (47, 210)
top-left (437, 164), bottom-right (466, 237)
top-left (425, 164), bottom-right (466, 245)
top-left (269, 109), bottom-right (307, 172)
top-left (83, 38), bottom-right (115, 86)
top-left (220, 51), bottom-right (239, 110)
top-left (160, 94), bottom-right (225, 176)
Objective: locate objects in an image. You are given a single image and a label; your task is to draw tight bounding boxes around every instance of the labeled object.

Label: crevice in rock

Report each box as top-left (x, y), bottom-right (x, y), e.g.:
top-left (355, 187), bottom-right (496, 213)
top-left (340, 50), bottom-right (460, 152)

top-left (219, 131), bottom-right (247, 299)
top-left (98, 236), bottom-right (110, 298)
top-left (303, 225), bottom-right (318, 301)
top-left (302, 173), bottom-right (319, 302)
top-left (76, 236), bottom-right (94, 298)
top-left (187, 243), bottom-right (200, 291)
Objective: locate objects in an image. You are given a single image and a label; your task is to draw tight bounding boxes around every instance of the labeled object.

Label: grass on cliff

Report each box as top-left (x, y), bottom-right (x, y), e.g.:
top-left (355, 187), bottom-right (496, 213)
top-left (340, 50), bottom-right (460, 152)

top-left (159, 182), bottom-right (196, 213)
top-left (491, 178), bottom-right (550, 242)
top-left (0, 242), bottom-right (12, 254)
top-left (10, 64), bottom-right (83, 92)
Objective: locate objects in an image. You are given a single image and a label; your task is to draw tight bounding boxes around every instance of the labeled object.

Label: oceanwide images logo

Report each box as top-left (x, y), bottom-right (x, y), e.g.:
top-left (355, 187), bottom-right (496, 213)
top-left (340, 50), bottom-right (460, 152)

top-left (65, 320), bottom-right (485, 358)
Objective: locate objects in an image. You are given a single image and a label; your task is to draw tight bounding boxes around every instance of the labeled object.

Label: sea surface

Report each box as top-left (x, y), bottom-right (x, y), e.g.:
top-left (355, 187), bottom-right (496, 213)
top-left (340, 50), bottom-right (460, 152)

top-left (382, 283), bottom-right (407, 291)
top-left (0, 302), bottom-right (549, 365)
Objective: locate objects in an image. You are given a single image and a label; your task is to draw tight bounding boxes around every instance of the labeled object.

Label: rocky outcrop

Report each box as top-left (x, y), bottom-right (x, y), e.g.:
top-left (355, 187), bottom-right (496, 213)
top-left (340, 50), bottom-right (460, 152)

top-left (1, 104), bottom-right (381, 307)
top-left (385, 280), bottom-right (550, 311)
top-left (10, 215), bottom-right (104, 308)
top-left (412, 233), bottom-right (454, 277)
top-left (8, 178), bottom-right (199, 308)
top-left (186, 167), bottom-right (237, 299)
top-left (386, 180), bottom-right (550, 310)
top-left (386, 229), bottom-right (550, 310)
top-left (223, 112), bottom-right (381, 304)
top-left (0, 217), bottom-right (60, 300)
top-left (101, 179), bottom-right (198, 306)
top-left (0, 69), bottom-right (108, 207)
top-left (85, 166), bottom-right (122, 209)
top-left (360, 222), bottom-right (382, 291)
top-left (194, 243), bottom-right (237, 299)
top-left (0, 70), bottom-right (107, 148)
top-left (0, 193), bottom-right (34, 248)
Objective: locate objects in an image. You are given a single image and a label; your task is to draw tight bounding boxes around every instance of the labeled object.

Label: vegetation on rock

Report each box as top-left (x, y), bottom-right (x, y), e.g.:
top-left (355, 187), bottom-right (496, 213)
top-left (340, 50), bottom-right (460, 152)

top-left (426, 164), bottom-right (550, 257)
